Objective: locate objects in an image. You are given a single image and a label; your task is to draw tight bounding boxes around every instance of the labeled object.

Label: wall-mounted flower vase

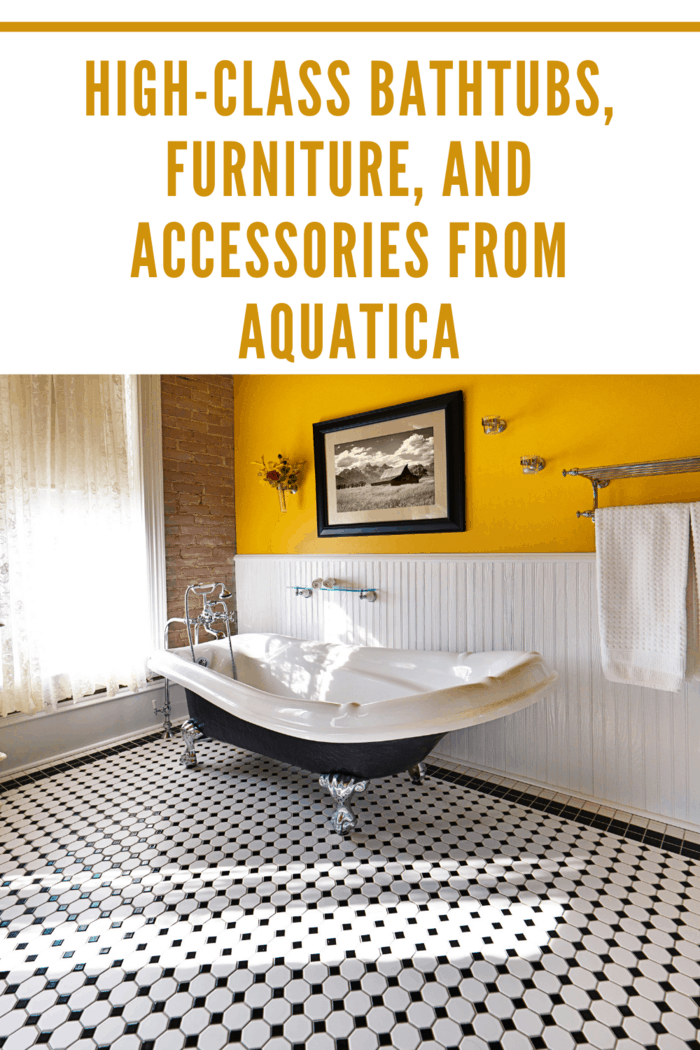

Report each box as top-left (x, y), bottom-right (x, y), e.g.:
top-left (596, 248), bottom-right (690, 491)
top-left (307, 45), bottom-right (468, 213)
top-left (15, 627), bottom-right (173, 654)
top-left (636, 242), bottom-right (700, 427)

top-left (255, 455), bottom-right (304, 513)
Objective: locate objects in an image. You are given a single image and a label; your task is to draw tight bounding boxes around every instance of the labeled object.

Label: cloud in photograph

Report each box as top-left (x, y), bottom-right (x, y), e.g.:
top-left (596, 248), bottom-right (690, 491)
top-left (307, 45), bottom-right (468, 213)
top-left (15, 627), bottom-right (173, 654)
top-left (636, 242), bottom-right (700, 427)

top-left (334, 427), bottom-right (434, 477)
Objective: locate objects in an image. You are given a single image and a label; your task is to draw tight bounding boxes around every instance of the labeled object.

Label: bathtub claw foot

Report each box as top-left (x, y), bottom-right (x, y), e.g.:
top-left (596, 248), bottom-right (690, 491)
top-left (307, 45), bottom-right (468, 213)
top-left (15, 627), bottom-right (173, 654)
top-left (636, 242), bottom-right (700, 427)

top-left (408, 762), bottom-right (427, 785)
top-left (319, 774), bottom-right (367, 835)
top-left (180, 719), bottom-right (205, 769)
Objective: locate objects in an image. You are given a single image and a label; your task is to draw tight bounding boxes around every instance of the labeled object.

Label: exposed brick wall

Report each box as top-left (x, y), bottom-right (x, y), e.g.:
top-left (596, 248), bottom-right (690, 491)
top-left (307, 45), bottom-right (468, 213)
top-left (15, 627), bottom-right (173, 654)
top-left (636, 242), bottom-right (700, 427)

top-left (161, 375), bottom-right (235, 647)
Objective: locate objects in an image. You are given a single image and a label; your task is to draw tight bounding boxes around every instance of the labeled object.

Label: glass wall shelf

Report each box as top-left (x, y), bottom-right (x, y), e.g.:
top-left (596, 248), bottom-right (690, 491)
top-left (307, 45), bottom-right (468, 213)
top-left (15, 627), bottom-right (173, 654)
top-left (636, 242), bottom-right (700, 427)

top-left (288, 586), bottom-right (377, 602)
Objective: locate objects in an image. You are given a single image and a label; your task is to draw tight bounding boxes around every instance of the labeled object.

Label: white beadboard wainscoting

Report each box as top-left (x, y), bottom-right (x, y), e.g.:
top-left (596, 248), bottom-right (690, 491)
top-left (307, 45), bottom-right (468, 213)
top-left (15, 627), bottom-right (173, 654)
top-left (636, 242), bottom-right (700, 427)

top-left (235, 553), bottom-right (700, 831)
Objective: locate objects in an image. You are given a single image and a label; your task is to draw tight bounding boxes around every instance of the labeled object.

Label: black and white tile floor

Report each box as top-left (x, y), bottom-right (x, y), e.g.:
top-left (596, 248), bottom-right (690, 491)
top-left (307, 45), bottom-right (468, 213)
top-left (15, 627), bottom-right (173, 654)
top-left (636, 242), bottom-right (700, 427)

top-left (1, 731), bottom-right (699, 1050)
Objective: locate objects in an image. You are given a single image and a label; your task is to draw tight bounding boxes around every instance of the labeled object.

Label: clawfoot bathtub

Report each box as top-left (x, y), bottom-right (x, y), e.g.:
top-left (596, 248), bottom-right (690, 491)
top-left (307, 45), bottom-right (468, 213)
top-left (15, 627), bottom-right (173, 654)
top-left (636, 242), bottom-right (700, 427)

top-left (148, 633), bottom-right (557, 834)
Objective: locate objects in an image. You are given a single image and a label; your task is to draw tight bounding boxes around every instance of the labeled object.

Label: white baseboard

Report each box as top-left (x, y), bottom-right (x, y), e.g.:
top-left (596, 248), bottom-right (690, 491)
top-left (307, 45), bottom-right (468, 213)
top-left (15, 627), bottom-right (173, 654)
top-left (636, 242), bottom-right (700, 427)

top-left (430, 749), bottom-right (700, 835)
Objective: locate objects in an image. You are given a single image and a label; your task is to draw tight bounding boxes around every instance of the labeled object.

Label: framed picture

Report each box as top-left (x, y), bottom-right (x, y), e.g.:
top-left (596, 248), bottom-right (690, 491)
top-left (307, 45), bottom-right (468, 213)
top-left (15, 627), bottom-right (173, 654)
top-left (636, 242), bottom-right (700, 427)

top-left (313, 391), bottom-right (465, 537)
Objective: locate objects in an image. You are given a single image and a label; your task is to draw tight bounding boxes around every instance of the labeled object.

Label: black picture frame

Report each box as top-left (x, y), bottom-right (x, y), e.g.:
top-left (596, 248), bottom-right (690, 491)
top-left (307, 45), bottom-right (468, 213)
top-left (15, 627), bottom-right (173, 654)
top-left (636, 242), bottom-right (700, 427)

top-left (313, 390), bottom-right (465, 537)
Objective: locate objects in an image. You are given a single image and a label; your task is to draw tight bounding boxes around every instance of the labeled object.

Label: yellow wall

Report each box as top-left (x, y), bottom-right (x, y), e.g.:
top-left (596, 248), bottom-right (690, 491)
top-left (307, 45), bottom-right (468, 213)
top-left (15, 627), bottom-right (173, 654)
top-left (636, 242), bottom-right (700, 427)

top-left (233, 375), bottom-right (700, 555)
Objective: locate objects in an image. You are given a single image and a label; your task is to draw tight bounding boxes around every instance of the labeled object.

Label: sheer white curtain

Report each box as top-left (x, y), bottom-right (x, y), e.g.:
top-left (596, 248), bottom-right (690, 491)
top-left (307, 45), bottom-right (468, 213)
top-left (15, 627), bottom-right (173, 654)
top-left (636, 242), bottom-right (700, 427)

top-left (0, 375), bottom-right (153, 716)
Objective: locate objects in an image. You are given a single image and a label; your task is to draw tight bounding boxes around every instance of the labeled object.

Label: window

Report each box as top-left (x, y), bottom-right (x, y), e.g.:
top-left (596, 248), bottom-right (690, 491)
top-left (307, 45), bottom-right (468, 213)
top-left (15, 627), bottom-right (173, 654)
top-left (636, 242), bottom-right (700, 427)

top-left (0, 375), bottom-right (165, 716)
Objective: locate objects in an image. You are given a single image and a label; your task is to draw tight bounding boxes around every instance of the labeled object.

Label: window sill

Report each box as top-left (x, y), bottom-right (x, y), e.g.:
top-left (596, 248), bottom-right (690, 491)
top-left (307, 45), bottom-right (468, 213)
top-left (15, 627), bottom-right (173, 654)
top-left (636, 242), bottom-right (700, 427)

top-left (0, 680), bottom-right (164, 726)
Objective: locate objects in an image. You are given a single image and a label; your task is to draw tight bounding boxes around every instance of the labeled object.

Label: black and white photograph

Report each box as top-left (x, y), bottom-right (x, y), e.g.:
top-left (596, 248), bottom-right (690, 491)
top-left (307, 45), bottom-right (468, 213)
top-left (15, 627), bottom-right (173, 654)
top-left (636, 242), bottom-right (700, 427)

top-left (313, 390), bottom-right (466, 537)
top-left (333, 426), bottom-right (436, 514)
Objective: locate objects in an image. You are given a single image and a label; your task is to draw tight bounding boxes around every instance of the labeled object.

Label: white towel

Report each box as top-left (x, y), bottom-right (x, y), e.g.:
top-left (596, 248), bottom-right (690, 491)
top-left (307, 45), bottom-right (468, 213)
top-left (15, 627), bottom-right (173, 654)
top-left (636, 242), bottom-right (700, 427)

top-left (689, 504), bottom-right (700, 681)
top-left (596, 502), bottom-right (692, 692)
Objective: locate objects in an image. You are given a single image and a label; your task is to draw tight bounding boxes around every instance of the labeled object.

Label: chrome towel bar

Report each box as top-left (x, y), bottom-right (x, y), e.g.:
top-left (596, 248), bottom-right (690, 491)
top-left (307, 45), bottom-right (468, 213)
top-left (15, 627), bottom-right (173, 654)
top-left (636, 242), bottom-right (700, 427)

top-left (563, 455), bottom-right (700, 520)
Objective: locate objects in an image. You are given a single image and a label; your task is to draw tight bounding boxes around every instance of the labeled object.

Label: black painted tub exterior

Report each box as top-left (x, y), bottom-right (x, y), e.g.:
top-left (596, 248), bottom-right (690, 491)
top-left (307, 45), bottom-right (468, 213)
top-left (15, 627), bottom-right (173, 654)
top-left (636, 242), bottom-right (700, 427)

top-left (185, 689), bottom-right (445, 780)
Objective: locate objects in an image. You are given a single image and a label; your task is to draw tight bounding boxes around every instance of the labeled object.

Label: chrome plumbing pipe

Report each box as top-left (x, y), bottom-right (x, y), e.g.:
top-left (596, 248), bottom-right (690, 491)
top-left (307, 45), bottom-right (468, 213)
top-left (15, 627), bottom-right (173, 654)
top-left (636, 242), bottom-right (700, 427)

top-left (154, 616), bottom-right (189, 739)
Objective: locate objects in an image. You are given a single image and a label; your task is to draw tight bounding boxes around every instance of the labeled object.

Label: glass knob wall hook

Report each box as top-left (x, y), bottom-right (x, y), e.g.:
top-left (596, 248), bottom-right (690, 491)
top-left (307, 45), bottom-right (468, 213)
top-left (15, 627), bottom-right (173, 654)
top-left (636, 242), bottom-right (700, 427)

top-left (482, 416), bottom-right (507, 434)
top-left (520, 456), bottom-right (546, 474)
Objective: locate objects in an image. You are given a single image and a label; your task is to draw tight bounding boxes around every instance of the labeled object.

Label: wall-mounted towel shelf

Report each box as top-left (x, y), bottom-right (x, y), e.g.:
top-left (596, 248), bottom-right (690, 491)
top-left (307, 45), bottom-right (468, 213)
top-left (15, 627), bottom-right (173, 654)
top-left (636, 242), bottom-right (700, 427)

top-left (563, 456), bottom-right (700, 520)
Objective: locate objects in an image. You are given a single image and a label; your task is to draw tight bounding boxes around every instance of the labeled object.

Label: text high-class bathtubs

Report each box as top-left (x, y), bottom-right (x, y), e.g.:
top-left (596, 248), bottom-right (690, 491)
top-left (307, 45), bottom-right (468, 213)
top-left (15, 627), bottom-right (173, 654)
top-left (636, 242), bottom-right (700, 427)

top-left (148, 633), bottom-right (557, 833)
